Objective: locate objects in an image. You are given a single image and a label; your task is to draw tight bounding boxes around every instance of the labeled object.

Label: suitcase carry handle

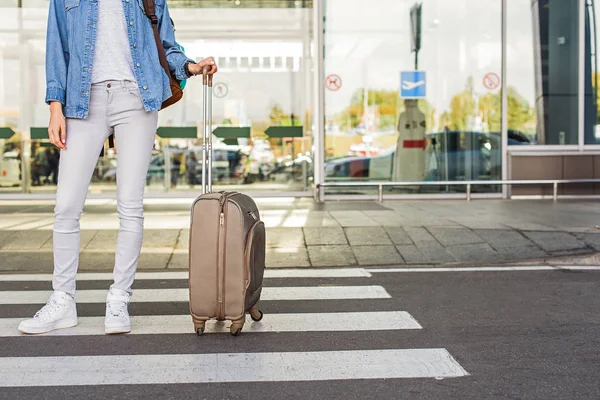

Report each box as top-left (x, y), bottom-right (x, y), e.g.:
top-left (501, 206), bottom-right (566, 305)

top-left (201, 66), bottom-right (214, 194)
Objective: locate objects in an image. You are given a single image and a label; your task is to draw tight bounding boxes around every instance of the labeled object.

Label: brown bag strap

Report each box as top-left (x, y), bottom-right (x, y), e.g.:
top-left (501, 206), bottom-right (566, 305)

top-left (141, 0), bottom-right (172, 81)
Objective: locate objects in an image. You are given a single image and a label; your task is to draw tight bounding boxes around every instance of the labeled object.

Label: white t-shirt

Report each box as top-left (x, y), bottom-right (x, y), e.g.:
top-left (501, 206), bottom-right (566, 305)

top-left (91, 0), bottom-right (137, 83)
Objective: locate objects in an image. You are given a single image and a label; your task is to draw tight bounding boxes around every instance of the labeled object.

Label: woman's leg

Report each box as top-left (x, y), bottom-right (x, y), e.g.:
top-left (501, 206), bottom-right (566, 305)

top-left (109, 82), bottom-right (158, 294)
top-left (52, 86), bottom-right (111, 297)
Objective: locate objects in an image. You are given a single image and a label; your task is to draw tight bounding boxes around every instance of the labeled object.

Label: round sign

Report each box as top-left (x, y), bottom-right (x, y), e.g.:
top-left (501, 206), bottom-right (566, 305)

top-left (213, 82), bottom-right (228, 98)
top-left (483, 72), bottom-right (500, 90)
top-left (325, 74), bottom-right (342, 91)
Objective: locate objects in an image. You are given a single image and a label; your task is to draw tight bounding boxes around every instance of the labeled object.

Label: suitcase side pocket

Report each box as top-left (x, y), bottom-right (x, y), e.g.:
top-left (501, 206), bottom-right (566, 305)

top-left (244, 220), bottom-right (266, 309)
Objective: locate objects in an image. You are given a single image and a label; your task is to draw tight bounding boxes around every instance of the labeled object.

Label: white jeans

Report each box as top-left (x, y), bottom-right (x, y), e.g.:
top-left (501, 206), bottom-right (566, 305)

top-left (52, 80), bottom-right (158, 297)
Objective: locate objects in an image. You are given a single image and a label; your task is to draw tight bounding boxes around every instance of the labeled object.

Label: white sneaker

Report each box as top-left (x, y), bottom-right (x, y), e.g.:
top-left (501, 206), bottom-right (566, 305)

top-left (18, 291), bottom-right (78, 334)
top-left (105, 288), bottom-right (131, 334)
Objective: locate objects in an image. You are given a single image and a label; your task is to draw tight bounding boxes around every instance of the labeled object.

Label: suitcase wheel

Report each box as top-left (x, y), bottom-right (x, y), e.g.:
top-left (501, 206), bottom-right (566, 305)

top-left (230, 320), bottom-right (244, 336)
top-left (194, 322), bottom-right (206, 336)
top-left (250, 309), bottom-right (263, 322)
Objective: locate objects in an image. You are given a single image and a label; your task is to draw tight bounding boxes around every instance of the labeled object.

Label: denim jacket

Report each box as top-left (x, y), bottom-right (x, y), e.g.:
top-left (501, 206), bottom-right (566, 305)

top-left (45, 0), bottom-right (194, 119)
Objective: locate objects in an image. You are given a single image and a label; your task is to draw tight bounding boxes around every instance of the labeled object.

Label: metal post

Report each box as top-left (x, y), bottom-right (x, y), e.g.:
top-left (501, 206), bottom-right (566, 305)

top-left (578, 0), bottom-right (585, 150)
top-left (466, 183), bottom-right (472, 201)
top-left (164, 145), bottom-right (171, 192)
top-left (378, 184), bottom-right (383, 202)
top-left (314, 184), bottom-right (321, 203)
top-left (553, 181), bottom-right (558, 201)
top-left (312, 0), bottom-right (325, 202)
top-left (500, 0), bottom-right (508, 198)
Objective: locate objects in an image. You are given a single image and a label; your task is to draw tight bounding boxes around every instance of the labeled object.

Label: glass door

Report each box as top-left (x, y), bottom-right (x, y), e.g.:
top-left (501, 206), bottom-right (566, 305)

top-left (1, 0), bottom-right (315, 195)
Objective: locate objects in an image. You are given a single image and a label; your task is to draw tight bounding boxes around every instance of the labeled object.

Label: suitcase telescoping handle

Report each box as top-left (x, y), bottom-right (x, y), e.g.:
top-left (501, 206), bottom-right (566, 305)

top-left (201, 65), bottom-right (213, 195)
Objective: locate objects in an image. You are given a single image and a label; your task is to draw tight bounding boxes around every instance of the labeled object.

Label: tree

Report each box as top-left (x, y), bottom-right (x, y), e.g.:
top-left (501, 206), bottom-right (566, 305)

top-left (334, 88), bottom-right (435, 131)
top-left (445, 76), bottom-right (476, 131)
top-left (269, 103), bottom-right (302, 127)
top-left (442, 77), bottom-right (535, 134)
top-left (592, 72), bottom-right (600, 124)
top-left (269, 104), bottom-right (286, 125)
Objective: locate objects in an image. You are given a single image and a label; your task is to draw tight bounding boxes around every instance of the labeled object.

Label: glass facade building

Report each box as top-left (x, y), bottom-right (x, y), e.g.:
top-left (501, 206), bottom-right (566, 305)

top-left (0, 0), bottom-right (599, 199)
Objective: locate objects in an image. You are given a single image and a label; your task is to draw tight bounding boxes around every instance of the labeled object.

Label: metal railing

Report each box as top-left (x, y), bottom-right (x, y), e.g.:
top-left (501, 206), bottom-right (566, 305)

top-left (316, 179), bottom-right (600, 202)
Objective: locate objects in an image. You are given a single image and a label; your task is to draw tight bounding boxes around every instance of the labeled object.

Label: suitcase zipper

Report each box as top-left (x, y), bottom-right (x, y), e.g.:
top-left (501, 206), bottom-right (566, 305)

top-left (217, 194), bottom-right (228, 320)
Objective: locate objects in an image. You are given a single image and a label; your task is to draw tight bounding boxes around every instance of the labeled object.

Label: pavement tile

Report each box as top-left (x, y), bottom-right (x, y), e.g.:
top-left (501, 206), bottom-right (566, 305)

top-left (307, 245), bottom-right (357, 267)
top-left (78, 252), bottom-right (116, 270)
top-left (267, 247), bottom-right (310, 268)
top-left (303, 227), bottom-right (347, 246)
top-left (9, 217), bottom-right (54, 230)
top-left (138, 252), bottom-right (172, 270)
top-left (85, 230), bottom-right (118, 250)
top-left (0, 216), bottom-right (41, 230)
top-left (0, 252), bottom-right (54, 272)
top-left (548, 249), bottom-right (593, 257)
top-left (384, 227), bottom-right (413, 245)
top-left (474, 229), bottom-right (533, 249)
top-left (496, 246), bottom-right (548, 261)
top-left (41, 230), bottom-right (99, 251)
top-left (353, 245), bottom-right (404, 266)
top-left (396, 245), bottom-right (428, 264)
top-left (575, 233), bottom-right (600, 251)
top-left (175, 229), bottom-right (189, 250)
top-left (0, 231), bottom-right (16, 246)
top-left (415, 242), bottom-right (457, 263)
top-left (345, 227), bottom-right (392, 246)
top-left (428, 227), bottom-right (484, 246)
top-left (278, 212), bottom-right (314, 228)
top-left (404, 227), bottom-right (437, 243)
top-left (79, 252), bottom-right (171, 270)
top-left (0, 230), bottom-right (52, 250)
top-left (266, 228), bottom-right (304, 248)
top-left (522, 231), bottom-right (587, 253)
top-left (142, 230), bottom-right (180, 248)
top-left (446, 243), bottom-right (501, 262)
top-left (452, 218), bottom-right (509, 230)
top-left (167, 253), bottom-right (188, 270)
top-left (362, 211), bottom-right (406, 226)
top-left (302, 211), bottom-right (341, 227)
top-left (502, 221), bottom-right (557, 231)
top-left (329, 211), bottom-right (380, 227)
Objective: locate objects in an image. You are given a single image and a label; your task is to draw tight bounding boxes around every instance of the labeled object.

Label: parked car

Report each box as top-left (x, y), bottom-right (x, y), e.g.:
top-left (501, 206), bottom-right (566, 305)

top-left (0, 151), bottom-right (21, 187)
top-left (144, 147), bottom-right (244, 186)
top-left (324, 130), bottom-right (531, 181)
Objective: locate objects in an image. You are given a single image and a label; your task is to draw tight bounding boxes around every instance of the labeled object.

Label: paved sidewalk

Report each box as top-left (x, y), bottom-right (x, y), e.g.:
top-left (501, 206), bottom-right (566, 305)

top-left (1, 198), bottom-right (600, 272)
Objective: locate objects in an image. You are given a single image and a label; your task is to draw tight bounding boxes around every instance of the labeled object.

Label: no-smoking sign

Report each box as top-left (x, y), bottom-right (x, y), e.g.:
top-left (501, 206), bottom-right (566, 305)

top-left (483, 72), bottom-right (500, 90)
top-left (325, 74), bottom-right (342, 91)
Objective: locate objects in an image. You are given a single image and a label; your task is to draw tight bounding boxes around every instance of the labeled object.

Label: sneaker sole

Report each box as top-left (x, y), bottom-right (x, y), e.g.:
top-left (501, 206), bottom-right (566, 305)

top-left (18, 318), bottom-right (78, 335)
top-left (105, 326), bottom-right (131, 335)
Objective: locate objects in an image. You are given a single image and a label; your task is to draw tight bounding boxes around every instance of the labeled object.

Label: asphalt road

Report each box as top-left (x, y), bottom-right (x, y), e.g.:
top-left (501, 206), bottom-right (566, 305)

top-left (0, 267), bottom-right (598, 399)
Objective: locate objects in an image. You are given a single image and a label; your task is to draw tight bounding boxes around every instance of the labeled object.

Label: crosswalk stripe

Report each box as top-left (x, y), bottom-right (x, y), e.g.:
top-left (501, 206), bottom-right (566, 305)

top-left (0, 349), bottom-right (469, 386)
top-left (0, 286), bottom-right (391, 304)
top-left (0, 268), bottom-right (371, 282)
top-left (1, 311), bottom-right (421, 337)
top-left (368, 265), bottom-right (600, 273)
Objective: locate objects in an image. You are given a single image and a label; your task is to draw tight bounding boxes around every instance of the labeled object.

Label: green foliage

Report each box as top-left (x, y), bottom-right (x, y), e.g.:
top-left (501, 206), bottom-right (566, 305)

top-left (333, 76), bottom-right (536, 134)
top-left (269, 103), bottom-right (302, 127)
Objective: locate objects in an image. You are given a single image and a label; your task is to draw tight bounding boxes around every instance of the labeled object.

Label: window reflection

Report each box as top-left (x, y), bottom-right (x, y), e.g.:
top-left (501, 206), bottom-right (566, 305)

top-left (324, 0), bottom-right (503, 192)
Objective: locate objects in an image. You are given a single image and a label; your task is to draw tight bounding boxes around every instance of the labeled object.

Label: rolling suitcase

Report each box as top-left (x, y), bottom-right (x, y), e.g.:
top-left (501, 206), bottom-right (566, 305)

top-left (188, 67), bottom-right (266, 336)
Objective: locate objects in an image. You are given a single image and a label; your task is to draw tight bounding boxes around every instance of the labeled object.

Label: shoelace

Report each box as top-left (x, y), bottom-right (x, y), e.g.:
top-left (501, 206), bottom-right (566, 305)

top-left (107, 301), bottom-right (128, 319)
top-left (33, 300), bottom-right (63, 322)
